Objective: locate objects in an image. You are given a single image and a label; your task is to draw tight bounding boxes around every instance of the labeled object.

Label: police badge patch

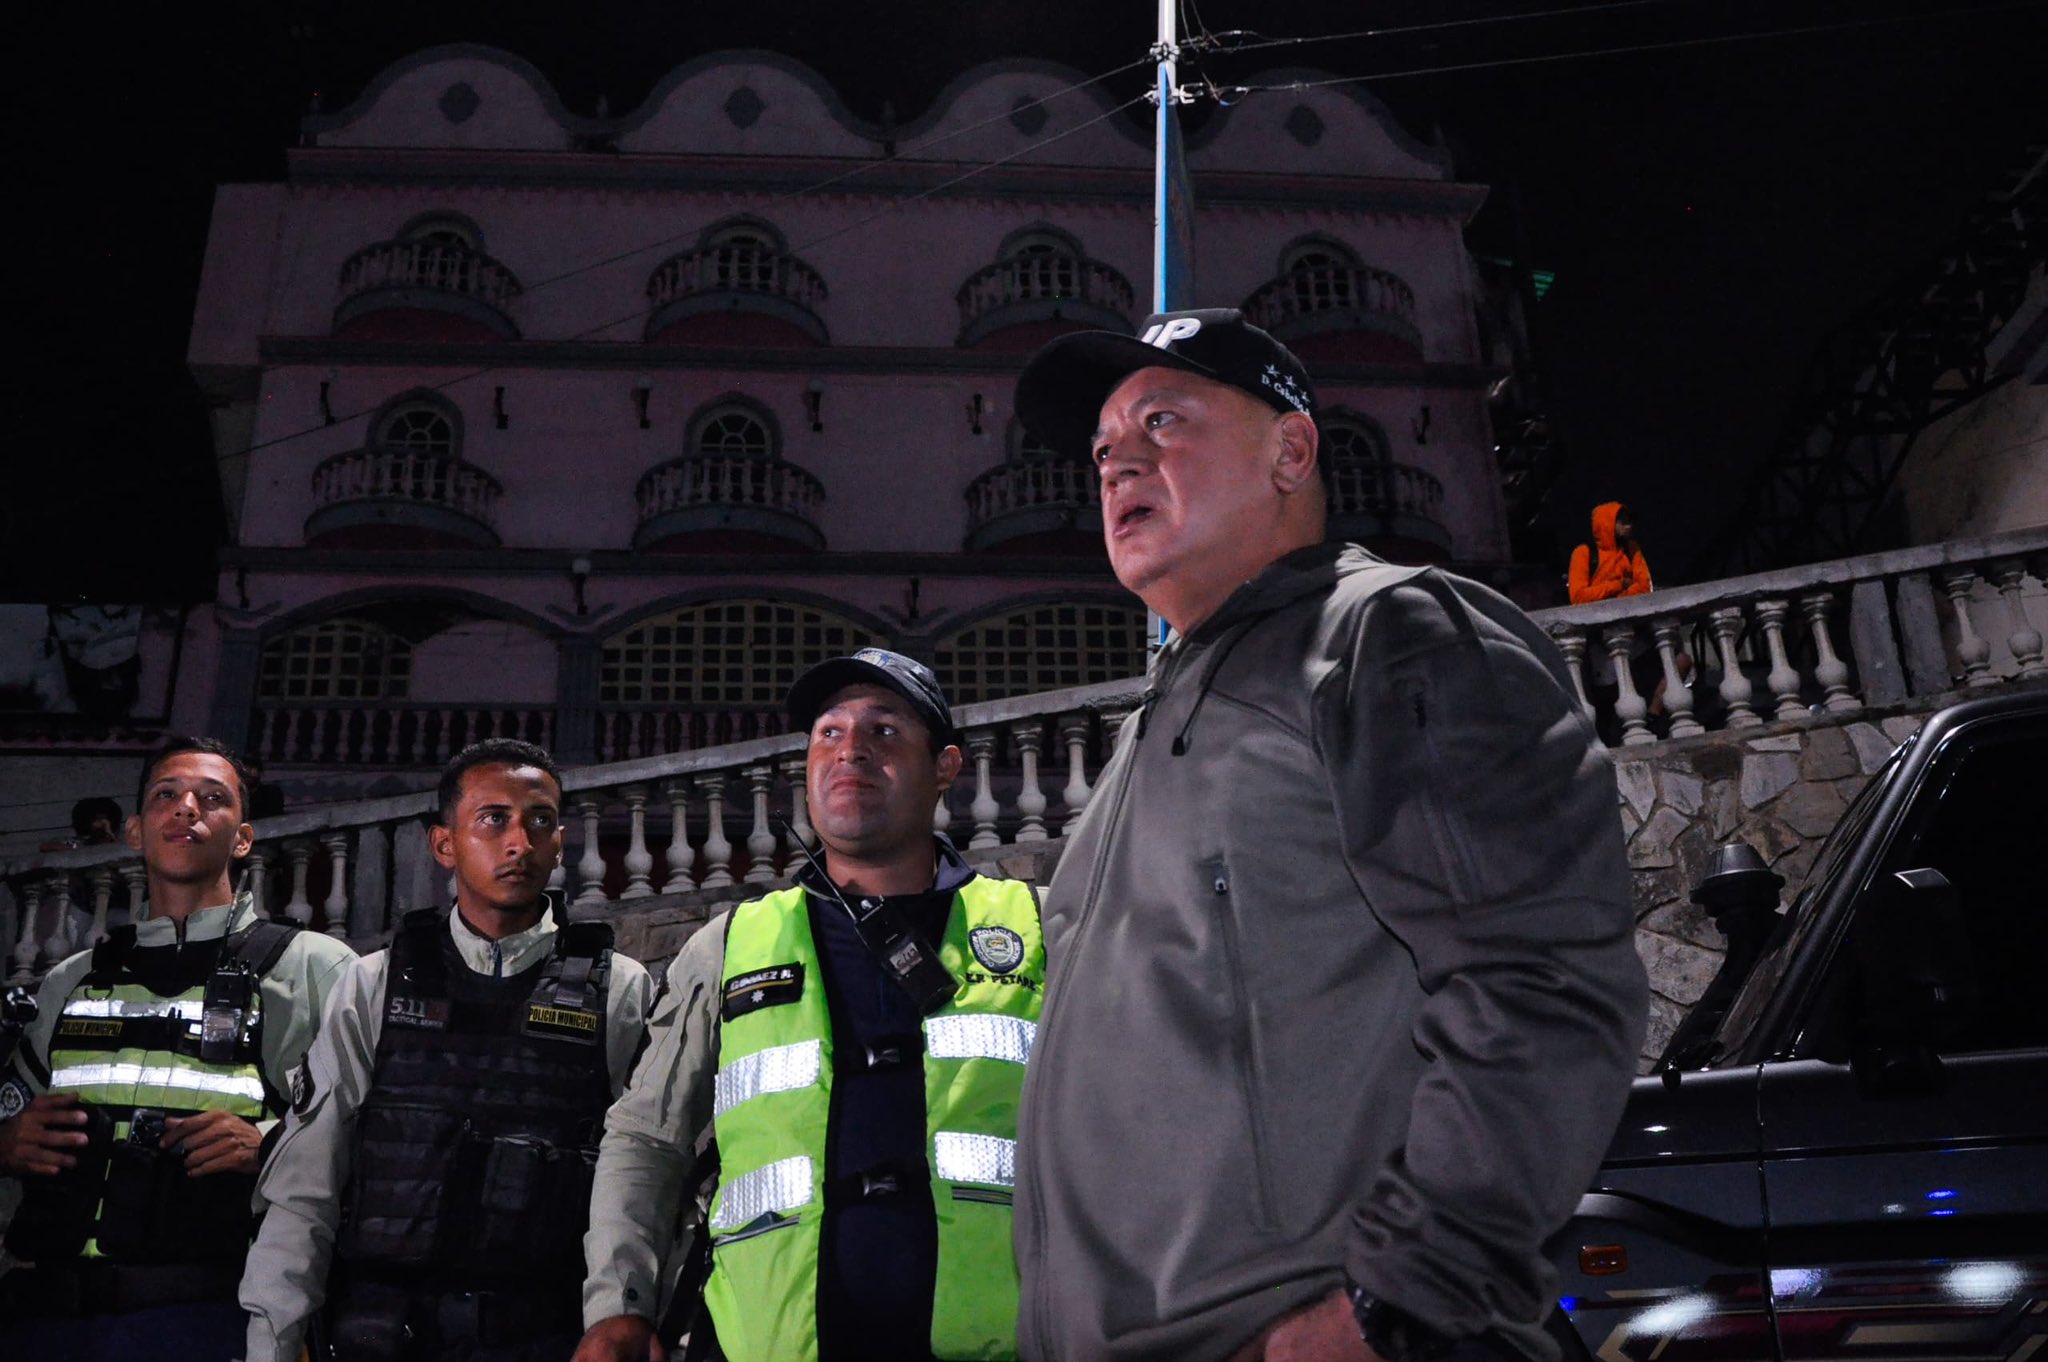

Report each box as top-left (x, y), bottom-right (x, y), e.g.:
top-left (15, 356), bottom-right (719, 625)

top-left (968, 926), bottom-right (1025, 975)
top-left (289, 1061), bottom-right (315, 1114)
top-left (0, 1075), bottom-right (32, 1121)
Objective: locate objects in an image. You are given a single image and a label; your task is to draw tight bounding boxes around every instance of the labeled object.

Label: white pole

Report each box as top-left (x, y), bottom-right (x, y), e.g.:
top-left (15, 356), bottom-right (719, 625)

top-left (1153, 0), bottom-right (1178, 314)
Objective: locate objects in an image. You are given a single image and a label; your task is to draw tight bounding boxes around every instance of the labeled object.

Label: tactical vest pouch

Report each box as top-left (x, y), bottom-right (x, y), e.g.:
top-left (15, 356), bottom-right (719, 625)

top-left (337, 1102), bottom-right (471, 1266)
top-left (470, 1132), bottom-right (598, 1274)
top-left (3, 1101), bottom-right (113, 1262)
top-left (93, 1118), bottom-right (257, 1263)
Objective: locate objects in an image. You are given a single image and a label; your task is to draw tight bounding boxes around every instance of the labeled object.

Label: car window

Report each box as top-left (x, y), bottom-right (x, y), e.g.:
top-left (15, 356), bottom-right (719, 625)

top-left (1869, 726), bottom-right (2048, 1052)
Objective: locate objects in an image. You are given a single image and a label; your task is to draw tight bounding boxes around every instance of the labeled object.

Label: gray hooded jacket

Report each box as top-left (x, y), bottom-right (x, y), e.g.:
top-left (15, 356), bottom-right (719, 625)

top-left (1013, 544), bottom-right (1647, 1362)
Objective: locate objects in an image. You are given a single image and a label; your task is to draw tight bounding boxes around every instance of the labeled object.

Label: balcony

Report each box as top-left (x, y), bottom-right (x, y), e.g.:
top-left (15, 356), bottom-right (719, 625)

top-left (1326, 459), bottom-right (1451, 557)
top-left (956, 253), bottom-right (1135, 349)
top-left (644, 244), bottom-right (829, 346)
top-left (1243, 263), bottom-right (1420, 362)
top-left (964, 459), bottom-right (1102, 553)
top-left (634, 455), bottom-right (826, 551)
top-left (250, 703), bottom-right (554, 768)
top-left (333, 239), bottom-right (521, 340)
top-left (305, 447), bottom-right (502, 549)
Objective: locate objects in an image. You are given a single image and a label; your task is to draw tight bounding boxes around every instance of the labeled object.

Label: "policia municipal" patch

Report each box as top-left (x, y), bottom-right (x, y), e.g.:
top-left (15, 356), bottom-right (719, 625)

top-left (525, 1003), bottom-right (601, 1043)
top-left (722, 963), bottom-right (804, 1022)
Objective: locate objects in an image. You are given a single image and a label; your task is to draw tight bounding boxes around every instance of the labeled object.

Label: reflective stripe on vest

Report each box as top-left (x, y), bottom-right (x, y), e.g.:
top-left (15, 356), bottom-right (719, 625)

top-left (703, 877), bottom-right (1043, 1362)
top-left (44, 1062), bottom-right (267, 1106)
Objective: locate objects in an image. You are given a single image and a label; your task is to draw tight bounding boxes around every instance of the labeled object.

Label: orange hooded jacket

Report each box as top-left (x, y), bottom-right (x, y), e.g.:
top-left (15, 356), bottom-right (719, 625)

top-left (1567, 501), bottom-right (1654, 604)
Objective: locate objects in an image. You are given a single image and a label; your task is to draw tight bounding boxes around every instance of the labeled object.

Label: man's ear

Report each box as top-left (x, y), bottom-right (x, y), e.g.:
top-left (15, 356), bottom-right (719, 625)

top-left (1270, 411), bottom-right (1319, 496)
top-left (230, 822), bottom-right (255, 861)
top-left (123, 814), bottom-right (143, 851)
top-left (935, 744), bottom-right (965, 792)
top-left (428, 821), bottom-right (456, 870)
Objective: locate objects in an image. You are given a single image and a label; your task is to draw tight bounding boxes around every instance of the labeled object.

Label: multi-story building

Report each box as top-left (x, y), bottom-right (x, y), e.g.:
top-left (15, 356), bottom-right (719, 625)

top-left (18, 43), bottom-right (1522, 822)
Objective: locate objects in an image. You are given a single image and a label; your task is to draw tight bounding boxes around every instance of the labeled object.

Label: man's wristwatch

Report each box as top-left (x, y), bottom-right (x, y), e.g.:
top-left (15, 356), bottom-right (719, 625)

top-left (1346, 1283), bottom-right (1456, 1362)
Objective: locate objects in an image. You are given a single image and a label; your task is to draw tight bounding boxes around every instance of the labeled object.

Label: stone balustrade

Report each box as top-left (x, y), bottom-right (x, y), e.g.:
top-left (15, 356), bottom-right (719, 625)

top-left (644, 243), bottom-right (829, 343)
top-left (1242, 262), bottom-right (1418, 343)
top-left (633, 454), bottom-right (827, 550)
top-left (335, 239), bottom-right (522, 336)
top-left (955, 252), bottom-right (1137, 345)
top-left (9, 529), bottom-right (2044, 985)
top-left (5, 682), bottom-right (1141, 983)
top-left (1529, 526), bottom-right (2048, 746)
top-left (307, 447), bottom-right (503, 544)
top-left (963, 459), bottom-right (1100, 550)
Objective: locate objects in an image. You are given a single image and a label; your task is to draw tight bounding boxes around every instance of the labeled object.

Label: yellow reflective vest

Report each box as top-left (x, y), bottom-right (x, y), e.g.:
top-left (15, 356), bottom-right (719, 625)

top-left (703, 877), bottom-right (1042, 1362)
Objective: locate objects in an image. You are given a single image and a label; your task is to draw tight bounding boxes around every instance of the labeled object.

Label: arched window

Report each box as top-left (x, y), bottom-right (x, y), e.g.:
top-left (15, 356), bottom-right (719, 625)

top-left (689, 400), bottom-right (776, 461)
top-left (997, 226), bottom-right (1084, 299)
top-left (1278, 238), bottom-right (1363, 313)
top-left (375, 400), bottom-right (458, 458)
top-left (1320, 412), bottom-right (1391, 469)
top-left (699, 219), bottom-right (786, 292)
top-left (934, 601), bottom-right (1150, 704)
top-left (258, 618), bottom-right (413, 701)
top-left (1009, 422), bottom-right (1065, 465)
top-left (600, 599), bottom-right (880, 706)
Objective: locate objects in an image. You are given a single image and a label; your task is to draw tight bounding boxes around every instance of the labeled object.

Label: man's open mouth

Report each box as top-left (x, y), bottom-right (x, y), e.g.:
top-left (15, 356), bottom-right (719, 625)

top-left (1113, 504), bottom-right (1154, 532)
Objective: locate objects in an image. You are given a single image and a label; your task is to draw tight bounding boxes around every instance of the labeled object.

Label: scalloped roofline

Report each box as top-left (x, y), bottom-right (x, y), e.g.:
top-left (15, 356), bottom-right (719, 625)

top-left (307, 46), bottom-right (1163, 153)
top-left (1186, 66), bottom-right (1450, 173)
top-left (302, 42), bottom-right (607, 138)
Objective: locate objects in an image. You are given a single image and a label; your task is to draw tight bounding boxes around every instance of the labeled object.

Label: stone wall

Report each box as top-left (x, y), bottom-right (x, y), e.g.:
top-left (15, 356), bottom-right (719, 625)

top-left (595, 704), bottom-right (1947, 1072)
top-left (1615, 702), bottom-right (1933, 1066)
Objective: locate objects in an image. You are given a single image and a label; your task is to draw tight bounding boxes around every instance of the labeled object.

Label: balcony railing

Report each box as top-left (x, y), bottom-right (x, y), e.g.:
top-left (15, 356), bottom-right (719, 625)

top-left (644, 244), bottom-right (829, 343)
top-left (964, 459), bottom-right (1102, 551)
top-left (955, 253), bottom-right (1135, 347)
top-left (633, 455), bottom-right (826, 550)
top-left (334, 239), bottom-right (522, 337)
top-left (9, 530), bottom-right (2043, 983)
top-left (250, 703), bottom-right (554, 768)
top-left (306, 447), bottom-right (502, 547)
top-left (1326, 459), bottom-right (1450, 552)
top-left (1243, 263), bottom-right (1419, 352)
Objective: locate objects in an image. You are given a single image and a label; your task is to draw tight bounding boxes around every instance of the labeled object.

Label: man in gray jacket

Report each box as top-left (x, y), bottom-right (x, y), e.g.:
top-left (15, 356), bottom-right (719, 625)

top-left (1010, 309), bottom-right (1647, 1362)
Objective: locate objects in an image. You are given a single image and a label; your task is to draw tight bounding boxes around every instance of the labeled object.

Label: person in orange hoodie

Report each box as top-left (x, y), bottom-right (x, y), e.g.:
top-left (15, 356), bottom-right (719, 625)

top-left (1569, 501), bottom-right (1690, 726)
top-left (1568, 501), bottom-right (1653, 604)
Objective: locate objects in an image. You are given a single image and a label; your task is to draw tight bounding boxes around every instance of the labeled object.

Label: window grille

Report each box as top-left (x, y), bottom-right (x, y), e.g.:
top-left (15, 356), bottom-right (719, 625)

top-left (600, 600), bottom-right (879, 705)
top-left (257, 619), bottom-right (413, 701)
top-left (934, 602), bottom-right (1149, 704)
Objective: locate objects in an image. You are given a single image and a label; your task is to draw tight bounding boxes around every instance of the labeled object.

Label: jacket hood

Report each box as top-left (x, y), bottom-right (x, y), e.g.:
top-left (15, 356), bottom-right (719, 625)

top-left (1193, 542), bottom-right (1352, 641)
top-left (1590, 501), bottom-right (1626, 551)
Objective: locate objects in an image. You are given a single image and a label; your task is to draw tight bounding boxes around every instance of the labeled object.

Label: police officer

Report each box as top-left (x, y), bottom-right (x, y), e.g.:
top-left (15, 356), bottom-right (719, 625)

top-left (0, 736), bottom-right (356, 1361)
top-left (576, 650), bottom-right (1044, 1362)
top-left (241, 738), bottom-right (653, 1362)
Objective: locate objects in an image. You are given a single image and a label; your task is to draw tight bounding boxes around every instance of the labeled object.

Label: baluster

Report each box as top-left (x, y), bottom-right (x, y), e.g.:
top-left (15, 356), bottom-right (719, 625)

top-left (1800, 592), bottom-right (1858, 712)
top-left (744, 766), bottom-right (778, 884)
top-left (1100, 706), bottom-right (1134, 747)
top-left (1602, 625), bottom-right (1653, 745)
top-left (965, 729), bottom-right (1001, 849)
top-left (1709, 607), bottom-right (1762, 727)
top-left (1753, 599), bottom-right (1807, 719)
top-left (86, 865), bottom-right (114, 946)
top-left (1059, 714), bottom-right (1093, 833)
top-left (1990, 559), bottom-right (2047, 678)
top-left (697, 775), bottom-right (735, 890)
top-left (10, 878), bottom-right (45, 981)
top-left (1650, 619), bottom-right (1703, 737)
top-left (619, 786), bottom-right (655, 898)
top-left (1012, 720), bottom-right (1048, 842)
top-left (41, 878), bottom-right (75, 968)
top-left (120, 861), bottom-right (147, 926)
top-left (777, 758), bottom-right (811, 874)
top-left (546, 856), bottom-right (567, 895)
top-left (663, 779), bottom-right (697, 891)
top-left (574, 795), bottom-right (608, 907)
top-left (320, 832), bottom-right (350, 938)
top-left (283, 843), bottom-right (315, 926)
top-left (1940, 569), bottom-right (1995, 687)
top-left (1546, 624), bottom-right (1595, 719)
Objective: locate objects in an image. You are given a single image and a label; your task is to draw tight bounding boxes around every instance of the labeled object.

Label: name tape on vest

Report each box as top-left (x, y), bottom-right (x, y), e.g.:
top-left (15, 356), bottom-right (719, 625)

top-left (526, 1003), bottom-right (601, 1042)
top-left (722, 962), bottom-right (805, 1022)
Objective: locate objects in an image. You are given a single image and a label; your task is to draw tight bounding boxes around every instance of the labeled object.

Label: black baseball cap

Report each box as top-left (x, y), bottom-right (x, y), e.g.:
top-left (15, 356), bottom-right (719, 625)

top-left (1014, 307), bottom-right (1318, 459)
top-left (786, 648), bottom-right (957, 744)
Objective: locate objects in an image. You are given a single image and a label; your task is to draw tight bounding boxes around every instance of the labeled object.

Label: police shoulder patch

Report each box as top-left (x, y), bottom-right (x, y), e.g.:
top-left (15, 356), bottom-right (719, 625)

top-left (968, 926), bottom-right (1025, 975)
top-left (289, 1060), bottom-right (315, 1115)
top-left (0, 1075), bottom-right (31, 1120)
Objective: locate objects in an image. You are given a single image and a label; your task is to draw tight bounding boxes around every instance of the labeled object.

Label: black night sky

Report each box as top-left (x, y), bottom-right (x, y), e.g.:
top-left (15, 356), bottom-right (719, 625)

top-left (11, 0), bottom-right (2042, 603)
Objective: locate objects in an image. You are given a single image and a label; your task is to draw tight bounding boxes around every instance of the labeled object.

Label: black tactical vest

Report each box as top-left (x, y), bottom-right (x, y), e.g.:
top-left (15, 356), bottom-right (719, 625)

top-left (334, 909), bottom-right (615, 1289)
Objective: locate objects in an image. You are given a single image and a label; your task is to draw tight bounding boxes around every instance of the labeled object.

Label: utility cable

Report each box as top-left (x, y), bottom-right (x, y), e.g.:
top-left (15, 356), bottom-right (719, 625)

top-left (1187, 0), bottom-right (1698, 55)
top-left (1209, 0), bottom-right (2046, 93)
top-left (234, 88), bottom-right (1155, 461)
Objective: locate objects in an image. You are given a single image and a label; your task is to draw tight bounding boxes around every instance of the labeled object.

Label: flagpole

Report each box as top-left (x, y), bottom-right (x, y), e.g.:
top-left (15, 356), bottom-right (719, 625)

top-left (1153, 0), bottom-right (1177, 314)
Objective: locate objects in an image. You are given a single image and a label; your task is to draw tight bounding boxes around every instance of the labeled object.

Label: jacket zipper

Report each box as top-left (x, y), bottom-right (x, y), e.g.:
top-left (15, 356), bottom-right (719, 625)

top-left (1209, 865), bottom-right (1276, 1232)
top-left (1406, 682), bottom-right (1482, 903)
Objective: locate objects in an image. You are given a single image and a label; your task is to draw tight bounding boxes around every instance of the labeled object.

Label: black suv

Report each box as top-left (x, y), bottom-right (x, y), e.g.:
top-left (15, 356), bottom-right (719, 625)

top-left (1550, 688), bottom-right (2048, 1362)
